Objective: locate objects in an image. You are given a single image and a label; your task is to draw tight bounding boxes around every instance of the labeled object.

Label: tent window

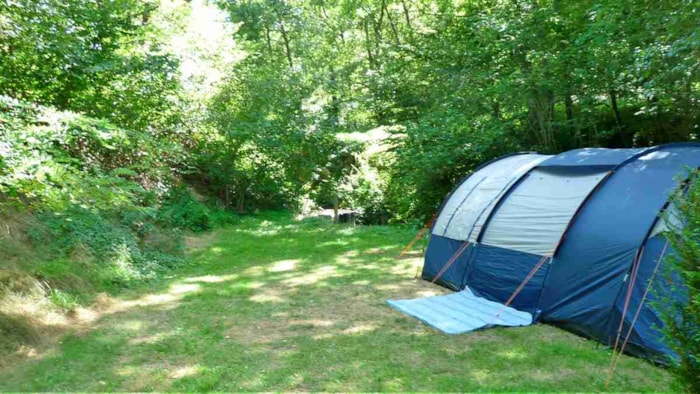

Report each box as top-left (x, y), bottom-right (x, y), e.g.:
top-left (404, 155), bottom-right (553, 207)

top-left (649, 201), bottom-right (682, 238)
top-left (481, 168), bottom-right (606, 256)
top-left (433, 154), bottom-right (550, 241)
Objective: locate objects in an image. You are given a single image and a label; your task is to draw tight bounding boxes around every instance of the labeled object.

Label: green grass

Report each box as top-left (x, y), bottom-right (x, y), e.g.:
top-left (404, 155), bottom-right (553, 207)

top-left (0, 212), bottom-right (673, 391)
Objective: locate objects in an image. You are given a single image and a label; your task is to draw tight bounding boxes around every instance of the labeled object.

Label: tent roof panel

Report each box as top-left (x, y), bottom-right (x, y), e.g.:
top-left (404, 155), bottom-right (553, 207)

top-left (539, 147), bottom-right (646, 168)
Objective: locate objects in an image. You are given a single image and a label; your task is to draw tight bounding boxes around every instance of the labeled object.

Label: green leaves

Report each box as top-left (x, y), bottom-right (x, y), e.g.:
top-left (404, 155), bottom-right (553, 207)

top-left (3, 0), bottom-right (696, 224)
top-left (0, 0), bottom-right (181, 132)
top-left (657, 173), bottom-right (700, 392)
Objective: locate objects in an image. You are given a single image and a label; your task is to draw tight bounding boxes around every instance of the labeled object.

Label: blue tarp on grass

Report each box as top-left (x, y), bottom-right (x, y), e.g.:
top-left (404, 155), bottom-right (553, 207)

top-left (387, 288), bottom-right (532, 334)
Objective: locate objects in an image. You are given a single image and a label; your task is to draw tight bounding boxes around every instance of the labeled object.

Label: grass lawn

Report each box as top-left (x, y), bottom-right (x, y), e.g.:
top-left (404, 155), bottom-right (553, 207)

top-left (0, 212), bottom-right (673, 391)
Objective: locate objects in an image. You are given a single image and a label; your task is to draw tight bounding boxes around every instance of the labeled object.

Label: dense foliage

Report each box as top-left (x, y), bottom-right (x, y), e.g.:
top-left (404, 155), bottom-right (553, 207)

top-left (0, 0), bottom-right (181, 132)
top-left (0, 95), bottom-right (195, 287)
top-left (207, 0), bottom-right (699, 221)
top-left (1, 0), bottom-right (697, 222)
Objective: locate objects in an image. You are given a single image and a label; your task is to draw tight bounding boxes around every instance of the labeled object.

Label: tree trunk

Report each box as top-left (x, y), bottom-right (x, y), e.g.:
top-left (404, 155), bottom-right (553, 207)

top-left (528, 88), bottom-right (556, 151)
top-left (264, 26), bottom-right (273, 54)
top-left (333, 196), bottom-right (339, 224)
top-left (279, 23), bottom-right (293, 68)
top-left (610, 89), bottom-right (622, 128)
top-left (373, 2), bottom-right (385, 48)
top-left (610, 88), bottom-right (630, 146)
top-left (363, 18), bottom-right (375, 66)
top-left (384, 1), bottom-right (400, 45)
top-left (564, 93), bottom-right (574, 122)
top-left (401, 0), bottom-right (413, 34)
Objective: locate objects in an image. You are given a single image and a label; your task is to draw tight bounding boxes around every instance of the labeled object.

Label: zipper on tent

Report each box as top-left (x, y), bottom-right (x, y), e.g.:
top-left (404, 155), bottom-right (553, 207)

top-left (532, 256), bottom-right (555, 320)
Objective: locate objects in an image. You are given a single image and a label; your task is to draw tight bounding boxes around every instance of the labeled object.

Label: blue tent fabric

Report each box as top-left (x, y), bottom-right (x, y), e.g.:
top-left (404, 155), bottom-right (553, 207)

top-left (464, 244), bottom-right (549, 313)
top-left (387, 288), bottom-right (533, 334)
top-left (396, 143), bottom-right (700, 362)
top-left (538, 147), bottom-right (647, 168)
top-left (617, 234), bottom-right (675, 359)
top-left (422, 235), bottom-right (474, 290)
top-left (539, 145), bottom-right (700, 360)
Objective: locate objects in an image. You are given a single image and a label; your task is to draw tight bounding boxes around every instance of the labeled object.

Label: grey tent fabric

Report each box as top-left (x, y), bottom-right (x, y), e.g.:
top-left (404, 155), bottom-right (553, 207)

top-left (432, 154), bottom-right (550, 241)
top-left (481, 168), bottom-right (606, 255)
top-left (650, 200), bottom-right (682, 238)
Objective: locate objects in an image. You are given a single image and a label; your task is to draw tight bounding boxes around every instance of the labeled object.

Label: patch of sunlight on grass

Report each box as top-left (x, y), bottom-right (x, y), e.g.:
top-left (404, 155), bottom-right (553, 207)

top-left (251, 228), bottom-right (280, 236)
top-left (352, 280), bottom-right (370, 285)
top-left (169, 365), bottom-right (200, 379)
top-left (317, 240), bottom-right (350, 247)
top-left (128, 331), bottom-right (171, 346)
top-left (382, 377), bottom-right (405, 391)
top-left (268, 259), bottom-right (298, 272)
top-left (125, 293), bottom-right (179, 308)
top-left (337, 227), bottom-right (357, 235)
top-left (342, 324), bottom-right (376, 335)
top-left (210, 246), bottom-right (224, 254)
top-left (335, 253), bottom-right (357, 265)
top-left (184, 274), bottom-right (238, 283)
top-left (242, 265), bottom-right (265, 276)
top-left (291, 319), bottom-right (335, 328)
top-left (247, 281), bottom-right (265, 289)
top-left (249, 290), bottom-right (284, 303)
top-left (374, 284), bottom-right (402, 291)
top-left (113, 282), bottom-right (201, 312)
top-left (415, 290), bottom-right (440, 297)
top-left (532, 368), bottom-right (575, 382)
top-left (241, 375), bottom-right (265, 391)
top-left (115, 365), bottom-right (139, 377)
top-left (354, 263), bottom-right (380, 270)
top-left (69, 307), bottom-right (100, 323)
top-left (471, 369), bottom-right (490, 384)
top-left (169, 283), bottom-right (200, 294)
top-left (271, 311), bottom-right (289, 317)
top-left (287, 372), bottom-right (304, 386)
top-left (341, 250), bottom-right (358, 257)
top-left (498, 349), bottom-right (527, 360)
top-left (114, 319), bottom-right (144, 331)
top-left (282, 265), bottom-right (342, 287)
top-left (388, 261), bottom-right (416, 276)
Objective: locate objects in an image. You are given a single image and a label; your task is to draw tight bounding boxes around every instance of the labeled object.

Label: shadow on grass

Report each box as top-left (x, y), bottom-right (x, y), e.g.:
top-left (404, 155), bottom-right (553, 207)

top-left (0, 216), bottom-right (674, 392)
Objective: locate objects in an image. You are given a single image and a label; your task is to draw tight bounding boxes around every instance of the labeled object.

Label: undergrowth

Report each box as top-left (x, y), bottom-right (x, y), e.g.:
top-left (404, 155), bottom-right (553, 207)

top-left (0, 96), bottom-right (236, 355)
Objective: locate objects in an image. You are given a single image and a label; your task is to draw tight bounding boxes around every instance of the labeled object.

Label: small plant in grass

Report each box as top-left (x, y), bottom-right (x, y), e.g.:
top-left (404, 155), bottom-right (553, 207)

top-left (657, 173), bottom-right (700, 393)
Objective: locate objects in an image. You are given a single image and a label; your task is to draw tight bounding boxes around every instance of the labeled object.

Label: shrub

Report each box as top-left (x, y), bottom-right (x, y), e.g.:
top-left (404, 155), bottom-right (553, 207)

top-left (158, 187), bottom-right (236, 232)
top-left (658, 173), bottom-right (700, 392)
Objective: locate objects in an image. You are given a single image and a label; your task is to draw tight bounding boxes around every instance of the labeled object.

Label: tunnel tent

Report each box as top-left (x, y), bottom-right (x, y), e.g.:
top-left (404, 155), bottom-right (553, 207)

top-left (387, 143), bottom-right (700, 362)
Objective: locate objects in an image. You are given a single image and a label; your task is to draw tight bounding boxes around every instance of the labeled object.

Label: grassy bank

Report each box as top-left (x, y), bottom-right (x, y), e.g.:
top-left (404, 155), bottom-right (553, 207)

top-left (0, 213), bottom-right (673, 391)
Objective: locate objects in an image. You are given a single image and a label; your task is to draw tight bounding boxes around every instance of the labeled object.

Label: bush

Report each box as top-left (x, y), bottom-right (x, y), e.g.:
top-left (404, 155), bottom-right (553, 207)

top-left (30, 206), bottom-right (186, 288)
top-left (658, 173), bottom-right (700, 392)
top-left (158, 187), bottom-right (236, 232)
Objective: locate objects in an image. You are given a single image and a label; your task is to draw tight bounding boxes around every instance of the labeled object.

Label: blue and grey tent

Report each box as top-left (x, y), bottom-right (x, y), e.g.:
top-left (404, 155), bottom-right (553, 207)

top-left (388, 143), bottom-right (700, 362)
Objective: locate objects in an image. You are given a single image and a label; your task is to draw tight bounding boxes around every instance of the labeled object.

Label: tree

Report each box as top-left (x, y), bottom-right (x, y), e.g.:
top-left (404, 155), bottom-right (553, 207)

top-left (0, 0), bottom-right (181, 132)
